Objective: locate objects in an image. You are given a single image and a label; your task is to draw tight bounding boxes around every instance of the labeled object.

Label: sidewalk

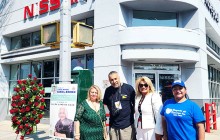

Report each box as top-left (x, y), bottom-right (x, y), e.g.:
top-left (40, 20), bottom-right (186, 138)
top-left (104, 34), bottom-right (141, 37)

top-left (0, 120), bottom-right (52, 140)
top-left (1, 118), bottom-right (220, 140)
top-left (205, 117), bottom-right (220, 140)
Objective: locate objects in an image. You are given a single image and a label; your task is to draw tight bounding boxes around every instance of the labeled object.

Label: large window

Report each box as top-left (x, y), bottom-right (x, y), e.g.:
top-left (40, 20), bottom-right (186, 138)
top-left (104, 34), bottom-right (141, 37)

top-left (132, 10), bottom-right (177, 27)
top-left (206, 35), bottom-right (220, 56)
top-left (9, 54), bottom-right (94, 117)
top-left (11, 31), bottom-right (41, 50)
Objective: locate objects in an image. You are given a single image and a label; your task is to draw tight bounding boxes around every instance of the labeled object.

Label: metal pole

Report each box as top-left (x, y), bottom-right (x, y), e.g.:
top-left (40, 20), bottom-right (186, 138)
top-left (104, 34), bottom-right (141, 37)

top-left (59, 0), bottom-right (71, 84)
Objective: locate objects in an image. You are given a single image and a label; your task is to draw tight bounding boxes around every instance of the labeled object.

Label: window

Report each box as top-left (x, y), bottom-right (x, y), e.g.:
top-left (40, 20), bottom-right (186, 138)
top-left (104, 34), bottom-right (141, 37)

top-left (32, 31), bottom-right (41, 45)
top-left (86, 54), bottom-right (94, 72)
top-left (132, 10), bottom-right (177, 27)
top-left (32, 62), bottom-right (42, 78)
top-left (20, 63), bottom-right (30, 79)
top-left (71, 56), bottom-right (85, 70)
top-left (11, 36), bottom-right (21, 50)
top-left (10, 31), bottom-right (41, 50)
top-left (21, 33), bottom-right (31, 48)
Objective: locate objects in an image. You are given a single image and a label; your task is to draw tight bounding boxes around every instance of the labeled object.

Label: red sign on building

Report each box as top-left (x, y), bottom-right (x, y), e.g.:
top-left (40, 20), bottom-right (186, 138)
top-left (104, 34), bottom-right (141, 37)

top-left (24, 0), bottom-right (78, 20)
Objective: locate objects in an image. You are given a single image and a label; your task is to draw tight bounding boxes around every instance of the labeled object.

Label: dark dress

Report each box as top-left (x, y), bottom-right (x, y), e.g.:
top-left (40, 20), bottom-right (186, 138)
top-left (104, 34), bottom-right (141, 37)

top-left (55, 118), bottom-right (74, 138)
top-left (74, 100), bottom-right (106, 140)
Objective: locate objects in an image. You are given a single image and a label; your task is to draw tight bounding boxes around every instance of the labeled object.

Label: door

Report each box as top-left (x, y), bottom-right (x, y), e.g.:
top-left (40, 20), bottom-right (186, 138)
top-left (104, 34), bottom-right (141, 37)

top-left (133, 70), bottom-right (180, 103)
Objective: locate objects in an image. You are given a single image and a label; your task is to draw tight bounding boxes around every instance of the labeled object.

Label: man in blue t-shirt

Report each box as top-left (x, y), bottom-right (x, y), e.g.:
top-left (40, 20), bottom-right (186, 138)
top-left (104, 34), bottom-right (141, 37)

top-left (160, 80), bottom-right (205, 140)
top-left (103, 71), bottom-right (135, 140)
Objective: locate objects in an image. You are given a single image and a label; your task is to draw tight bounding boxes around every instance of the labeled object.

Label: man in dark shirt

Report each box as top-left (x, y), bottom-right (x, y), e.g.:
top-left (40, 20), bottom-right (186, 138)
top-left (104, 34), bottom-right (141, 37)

top-left (103, 71), bottom-right (135, 140)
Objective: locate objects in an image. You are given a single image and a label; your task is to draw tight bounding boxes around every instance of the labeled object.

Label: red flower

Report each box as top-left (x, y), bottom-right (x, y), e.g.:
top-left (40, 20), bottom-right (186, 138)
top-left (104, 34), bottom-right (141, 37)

top-left (13, 87), bottom-right (20, 92)
top-left (29, 127), bottom-right (33, 131)
top-left (35, 95), bottom-right (40, 100)
top-left (17, 80), bottom-right (22, 85)
top-left (30, 117), bottom-right (34, 121)
top-left (40, 90), bottom-right (45, 95)
top-left (28, 101), bottom-right (33, 105)
top-left (32, 87), bottom-right (37, 91)
top-left (25, 123), bottom-right (29, 128)
top-left (16, 121), bottom-right (21, 125)
top-left (38, 114), bottom-right (43, 119)
top-left (21, 87), bottom-right (26, 91)
top-left (26, 131), bottom-right (30, 135)
top-left (15, 130), bottom-right (19, 134)
top-left (20, 108), bottom-right (26, 113)
top-left (32, 110), bottom-right (37, 115)
top-left (30, 81), bottom-right (35, 85)
top-left (24, 94), bottom-right (29, 99)
top-left (22, 117), bottom-right (27, 121)
top-left (10, 109), bottom-right (15, 114)
top-left (22, 80), bottom-right (27, 84)
top-left (16, 95), bottom-right (21, 100)
top-left (40, 98), bottom-right (45, 102)
top-left (12, 116), bottom-right (17, 122)
top-left (28, 74), bottom-right (32, 78)
top-left (19, 125), bottom-right (23, 129)
top-left (34, 102), bottom-right (39, 107)
top-left (21, 100), bottom-right (26, 105)
top-left (39, 106), bottom-right (44, 110)
top-left (11, 102), bottom-right (17, 107)
top-left (33, 77), bottom-right (37, 81)
top-left (38, 83), bottom-right (43, 87)
top-left (20, 135), bottom-right (24, 140)
top-left (25, 106), bottom-right (31, 112)
top-left (35, 119), bottom-right (40, 124)
top-left (12, 95), bottom-right (17, 100)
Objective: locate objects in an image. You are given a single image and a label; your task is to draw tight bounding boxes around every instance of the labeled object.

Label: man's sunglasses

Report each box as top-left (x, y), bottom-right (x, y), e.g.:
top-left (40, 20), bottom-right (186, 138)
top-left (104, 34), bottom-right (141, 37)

top-left (139, 84), bottom-right (148, 88)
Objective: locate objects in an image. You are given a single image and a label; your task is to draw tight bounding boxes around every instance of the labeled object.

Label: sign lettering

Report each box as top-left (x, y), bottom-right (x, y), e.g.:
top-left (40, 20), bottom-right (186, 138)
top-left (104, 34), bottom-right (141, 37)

top-left (24, 0), bottom-right (79, 20)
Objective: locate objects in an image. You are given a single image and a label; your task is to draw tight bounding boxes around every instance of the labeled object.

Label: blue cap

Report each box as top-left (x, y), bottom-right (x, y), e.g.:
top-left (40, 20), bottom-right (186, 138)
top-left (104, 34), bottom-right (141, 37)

top-left (172, 80), bottom-right (185, 88)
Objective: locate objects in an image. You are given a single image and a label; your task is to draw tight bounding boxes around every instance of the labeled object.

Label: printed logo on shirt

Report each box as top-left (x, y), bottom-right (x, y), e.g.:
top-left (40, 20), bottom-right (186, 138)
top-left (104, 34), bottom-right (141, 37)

top-left (165, 108), bottom-right (186, 117)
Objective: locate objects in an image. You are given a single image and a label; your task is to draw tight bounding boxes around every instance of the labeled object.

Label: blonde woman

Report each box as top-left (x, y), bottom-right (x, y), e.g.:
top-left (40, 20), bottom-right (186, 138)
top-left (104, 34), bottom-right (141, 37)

top-left (135, 77), bottom-right (163, 140)
top-left (74, 85), bottom-right (108, 140)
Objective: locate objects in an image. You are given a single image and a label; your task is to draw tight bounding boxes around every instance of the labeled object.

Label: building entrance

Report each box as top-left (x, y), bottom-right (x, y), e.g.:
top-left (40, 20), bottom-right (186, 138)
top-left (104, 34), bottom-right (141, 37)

top-left (133, 63), bottom-right (181, 102)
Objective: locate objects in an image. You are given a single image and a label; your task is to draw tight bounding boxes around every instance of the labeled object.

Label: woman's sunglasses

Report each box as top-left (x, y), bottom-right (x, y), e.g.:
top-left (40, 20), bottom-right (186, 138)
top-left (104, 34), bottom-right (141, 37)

top-left (139, 83), bottom-right (148, 88)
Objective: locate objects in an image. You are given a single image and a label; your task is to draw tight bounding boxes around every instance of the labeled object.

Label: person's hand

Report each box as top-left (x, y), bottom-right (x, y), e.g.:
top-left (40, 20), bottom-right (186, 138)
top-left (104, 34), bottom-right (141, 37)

top-left (162, 134), bottom-right (167, 140)
top-left (75, 135), bottom-right (80, 140)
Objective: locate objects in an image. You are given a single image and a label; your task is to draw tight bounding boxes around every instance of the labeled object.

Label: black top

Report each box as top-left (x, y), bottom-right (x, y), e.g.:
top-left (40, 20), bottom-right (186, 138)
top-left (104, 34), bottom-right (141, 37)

top-left (103, 83), bottom-right (135, 129)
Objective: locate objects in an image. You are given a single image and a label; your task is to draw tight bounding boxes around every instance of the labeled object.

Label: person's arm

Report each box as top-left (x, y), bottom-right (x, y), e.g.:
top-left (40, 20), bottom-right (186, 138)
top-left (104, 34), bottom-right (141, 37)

top-left (162, 116), bottom-right (168, 140)
top-left (74, 121), bottom-right (80, 140)
top-left (196, 122), bottom-right (205, 140)
top-left (74, 102), bottom-right (84, 140)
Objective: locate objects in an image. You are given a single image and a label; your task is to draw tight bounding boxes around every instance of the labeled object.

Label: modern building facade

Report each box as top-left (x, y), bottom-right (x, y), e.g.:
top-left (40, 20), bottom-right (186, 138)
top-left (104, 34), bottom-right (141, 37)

top-left (0, 0), bottom-right (220, 120)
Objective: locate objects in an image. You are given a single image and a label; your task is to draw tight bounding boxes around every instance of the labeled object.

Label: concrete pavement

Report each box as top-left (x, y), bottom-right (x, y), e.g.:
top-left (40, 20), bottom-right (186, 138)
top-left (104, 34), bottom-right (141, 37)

top-left (1, 117), bottom-right (220, 140)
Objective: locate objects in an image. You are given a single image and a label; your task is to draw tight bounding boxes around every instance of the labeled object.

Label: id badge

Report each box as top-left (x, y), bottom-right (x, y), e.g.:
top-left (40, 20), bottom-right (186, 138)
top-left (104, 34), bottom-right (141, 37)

top-left (115, 101), bottom-right (122, 109)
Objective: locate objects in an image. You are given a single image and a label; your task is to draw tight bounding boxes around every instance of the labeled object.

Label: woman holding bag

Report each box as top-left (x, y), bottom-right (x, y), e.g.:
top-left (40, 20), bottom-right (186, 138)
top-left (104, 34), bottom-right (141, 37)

top-left (74, 85), bottom-right (108, 140)
top-left (135, 76), bottom-right (163, 140)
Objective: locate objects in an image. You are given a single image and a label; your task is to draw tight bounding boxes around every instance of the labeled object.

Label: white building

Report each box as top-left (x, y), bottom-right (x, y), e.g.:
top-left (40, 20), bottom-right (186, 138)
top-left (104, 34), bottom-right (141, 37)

top-left (0, 0), bottom-right (220, 120)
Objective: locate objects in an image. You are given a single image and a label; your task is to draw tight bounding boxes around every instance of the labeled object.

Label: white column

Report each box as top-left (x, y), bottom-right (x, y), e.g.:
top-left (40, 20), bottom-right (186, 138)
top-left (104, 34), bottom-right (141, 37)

top-left (59, 0), bottom-right (71, 84)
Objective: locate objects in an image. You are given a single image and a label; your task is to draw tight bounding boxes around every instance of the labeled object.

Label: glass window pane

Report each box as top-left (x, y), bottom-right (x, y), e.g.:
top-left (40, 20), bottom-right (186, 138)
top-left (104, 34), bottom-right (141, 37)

top-left (71, 56), bottom-right (85, 70)
top-left (42, 78), bottom-right (54, 87)
top-left (56, 60), bottom-right (59, 77)
top-left (20, 63), bottom-right (30, 79)
top-left (86, 17), bottom-right (94, 27)
top-left (11, 36), bottom-right (21, 50)
top-left (32, 62), bottom-right (42, 78)
top-left (32, 31), bottom-right (41, 45)
top-left (86, 54), bottom-right (94, 72)
top-left (10, 64), bottom-right (19, 80)
top-left (132, 10), bottom-right (177, 27)
top-left (21, 33), bottom-right (31, 48)
top-left (9, 81), bottom-right (17, 97)
top-left (43, 61), bottom-right (54, 77)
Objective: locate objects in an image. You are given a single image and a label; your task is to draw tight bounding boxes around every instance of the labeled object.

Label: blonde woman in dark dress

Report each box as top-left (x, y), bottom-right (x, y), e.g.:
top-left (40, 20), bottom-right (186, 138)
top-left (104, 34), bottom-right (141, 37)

top-left (74, 85), bottom-right (108, 140)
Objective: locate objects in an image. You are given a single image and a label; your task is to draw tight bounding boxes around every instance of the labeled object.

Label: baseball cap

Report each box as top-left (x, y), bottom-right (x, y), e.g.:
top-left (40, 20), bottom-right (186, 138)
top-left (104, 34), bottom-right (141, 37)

top-left (171, 80), bottom-right (185, 88)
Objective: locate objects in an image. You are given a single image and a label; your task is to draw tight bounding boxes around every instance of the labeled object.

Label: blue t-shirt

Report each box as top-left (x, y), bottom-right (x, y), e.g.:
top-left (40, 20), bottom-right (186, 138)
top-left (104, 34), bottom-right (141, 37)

top-left (160, 99), bottom-right (205, 140)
